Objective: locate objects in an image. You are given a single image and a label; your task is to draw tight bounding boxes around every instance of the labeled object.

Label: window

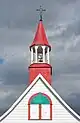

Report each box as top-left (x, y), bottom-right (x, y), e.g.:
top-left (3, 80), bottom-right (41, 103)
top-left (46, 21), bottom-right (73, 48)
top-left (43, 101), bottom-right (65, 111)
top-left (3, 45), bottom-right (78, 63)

top-left (28, 93), bottom-right (52, 120)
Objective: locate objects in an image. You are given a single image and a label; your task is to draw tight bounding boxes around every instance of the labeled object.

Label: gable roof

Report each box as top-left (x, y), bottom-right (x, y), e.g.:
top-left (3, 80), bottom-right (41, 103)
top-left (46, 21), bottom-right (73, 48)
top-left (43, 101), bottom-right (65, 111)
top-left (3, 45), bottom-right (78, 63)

top-left (0, 74), bottom-right (80, 121)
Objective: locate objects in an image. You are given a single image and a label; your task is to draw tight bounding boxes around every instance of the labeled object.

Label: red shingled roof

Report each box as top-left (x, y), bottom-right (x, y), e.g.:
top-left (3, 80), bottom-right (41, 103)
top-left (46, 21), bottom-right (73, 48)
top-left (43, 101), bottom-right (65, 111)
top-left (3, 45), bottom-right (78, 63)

top-left (30, 21), bottom-right (51, 49)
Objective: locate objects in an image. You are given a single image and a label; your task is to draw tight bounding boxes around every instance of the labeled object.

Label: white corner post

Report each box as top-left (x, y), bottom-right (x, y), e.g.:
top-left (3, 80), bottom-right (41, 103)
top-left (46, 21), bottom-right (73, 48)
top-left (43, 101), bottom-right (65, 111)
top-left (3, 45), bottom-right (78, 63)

top-left (31, 47), bottom-right (33, 64)
top-left (35, 46), bottom-right (38, 63)
top-left (42, 46), bottom-right (45, 63)
top-left (47, 47), bottom-right (50, 64)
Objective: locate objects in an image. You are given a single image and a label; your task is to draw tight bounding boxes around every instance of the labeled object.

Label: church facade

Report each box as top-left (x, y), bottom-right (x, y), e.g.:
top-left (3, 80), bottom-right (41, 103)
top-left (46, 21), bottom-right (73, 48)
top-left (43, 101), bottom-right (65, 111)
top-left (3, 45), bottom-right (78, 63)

top-left (0, 9), bottom-right (80, 123)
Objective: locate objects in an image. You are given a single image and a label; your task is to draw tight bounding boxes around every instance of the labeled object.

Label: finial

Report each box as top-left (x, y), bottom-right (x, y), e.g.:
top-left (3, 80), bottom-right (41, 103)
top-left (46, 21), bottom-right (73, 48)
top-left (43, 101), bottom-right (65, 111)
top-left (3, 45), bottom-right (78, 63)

top-left (36, 6), bottom-right (46, 21)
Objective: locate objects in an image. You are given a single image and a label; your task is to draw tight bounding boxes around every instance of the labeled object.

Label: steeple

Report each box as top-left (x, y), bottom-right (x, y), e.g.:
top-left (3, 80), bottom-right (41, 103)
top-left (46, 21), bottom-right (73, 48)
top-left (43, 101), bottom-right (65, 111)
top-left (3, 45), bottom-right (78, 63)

top-left (28, 7), bottom-right (52, 85)
top-left (30, 21), bottom-right (51, 50)
top-left (30, 6), bottom-right (51, 50)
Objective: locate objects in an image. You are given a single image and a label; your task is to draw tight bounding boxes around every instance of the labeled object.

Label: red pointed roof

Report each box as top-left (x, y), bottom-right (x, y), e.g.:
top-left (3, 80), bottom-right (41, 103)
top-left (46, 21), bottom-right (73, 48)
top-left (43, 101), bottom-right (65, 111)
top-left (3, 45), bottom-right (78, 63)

top-left (30, 21), bottom-right (51, 50)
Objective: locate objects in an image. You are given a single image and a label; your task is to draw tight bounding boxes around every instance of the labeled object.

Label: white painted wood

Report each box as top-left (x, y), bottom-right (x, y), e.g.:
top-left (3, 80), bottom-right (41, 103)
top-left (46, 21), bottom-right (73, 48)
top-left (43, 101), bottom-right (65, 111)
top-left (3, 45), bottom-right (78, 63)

top-left (30, 105), bottom-right (39, 119)
top-left (31, 48), bottom-right (33, 64)
top-left (0, 74), bottom-right (80, 123)
top-left (42, 46), bottom-right (45, 63)
top-left (47, 47), bottom-right (49, 64)
top-left (41, 105), bottom-right (50, 119)
top-left (35, 46), bottom-right (38, 63)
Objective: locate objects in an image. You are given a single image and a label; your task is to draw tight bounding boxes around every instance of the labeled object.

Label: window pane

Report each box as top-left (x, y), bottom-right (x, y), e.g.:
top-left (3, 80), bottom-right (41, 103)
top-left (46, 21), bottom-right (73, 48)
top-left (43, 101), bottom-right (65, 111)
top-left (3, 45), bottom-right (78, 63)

top-left (41, 105), bottom-right (50, 119)
top-left (30, 104), bottom-right (39, 119)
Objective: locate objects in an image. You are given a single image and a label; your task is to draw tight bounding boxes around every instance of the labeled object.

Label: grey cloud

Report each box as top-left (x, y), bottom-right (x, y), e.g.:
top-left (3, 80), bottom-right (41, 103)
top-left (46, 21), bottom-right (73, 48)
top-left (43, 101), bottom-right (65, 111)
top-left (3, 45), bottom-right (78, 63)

top-left (0, 84), bottom-right (26, 116)
top-left (0, 57), bottom-right (29, 85)
top-left (5, 68), bottom-right (28, 85)
top-left (66, 93), bottom-right (80, 115)
top-left (0, 28), bottom-right (33, 46)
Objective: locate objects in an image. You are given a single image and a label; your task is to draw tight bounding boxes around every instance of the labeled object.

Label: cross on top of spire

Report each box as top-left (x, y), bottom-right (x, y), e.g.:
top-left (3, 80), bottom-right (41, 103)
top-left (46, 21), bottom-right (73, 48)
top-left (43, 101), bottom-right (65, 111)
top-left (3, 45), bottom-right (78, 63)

top-left (36, 6), bottom-right (46, 21)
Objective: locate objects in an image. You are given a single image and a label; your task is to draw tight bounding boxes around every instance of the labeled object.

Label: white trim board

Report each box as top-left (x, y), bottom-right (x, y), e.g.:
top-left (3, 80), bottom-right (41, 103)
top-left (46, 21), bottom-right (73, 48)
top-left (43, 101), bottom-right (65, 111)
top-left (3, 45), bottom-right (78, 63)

top-left (0, 74), bottom-right (80, 122)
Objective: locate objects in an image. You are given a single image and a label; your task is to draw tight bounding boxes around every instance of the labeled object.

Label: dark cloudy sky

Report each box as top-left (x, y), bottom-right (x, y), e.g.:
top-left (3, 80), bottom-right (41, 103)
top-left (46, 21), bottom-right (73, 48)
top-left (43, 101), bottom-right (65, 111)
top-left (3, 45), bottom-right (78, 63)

top-left (0, 0), bottom-right (80, 116)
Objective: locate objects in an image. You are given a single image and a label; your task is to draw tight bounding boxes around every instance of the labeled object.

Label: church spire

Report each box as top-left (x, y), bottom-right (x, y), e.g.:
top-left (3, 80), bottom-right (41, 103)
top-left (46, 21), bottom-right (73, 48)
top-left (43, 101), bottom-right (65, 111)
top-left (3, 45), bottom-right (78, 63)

top-left (29, 7), bottom-right (52, 85)
top-left (30, 6), bottom-right (51, 50)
